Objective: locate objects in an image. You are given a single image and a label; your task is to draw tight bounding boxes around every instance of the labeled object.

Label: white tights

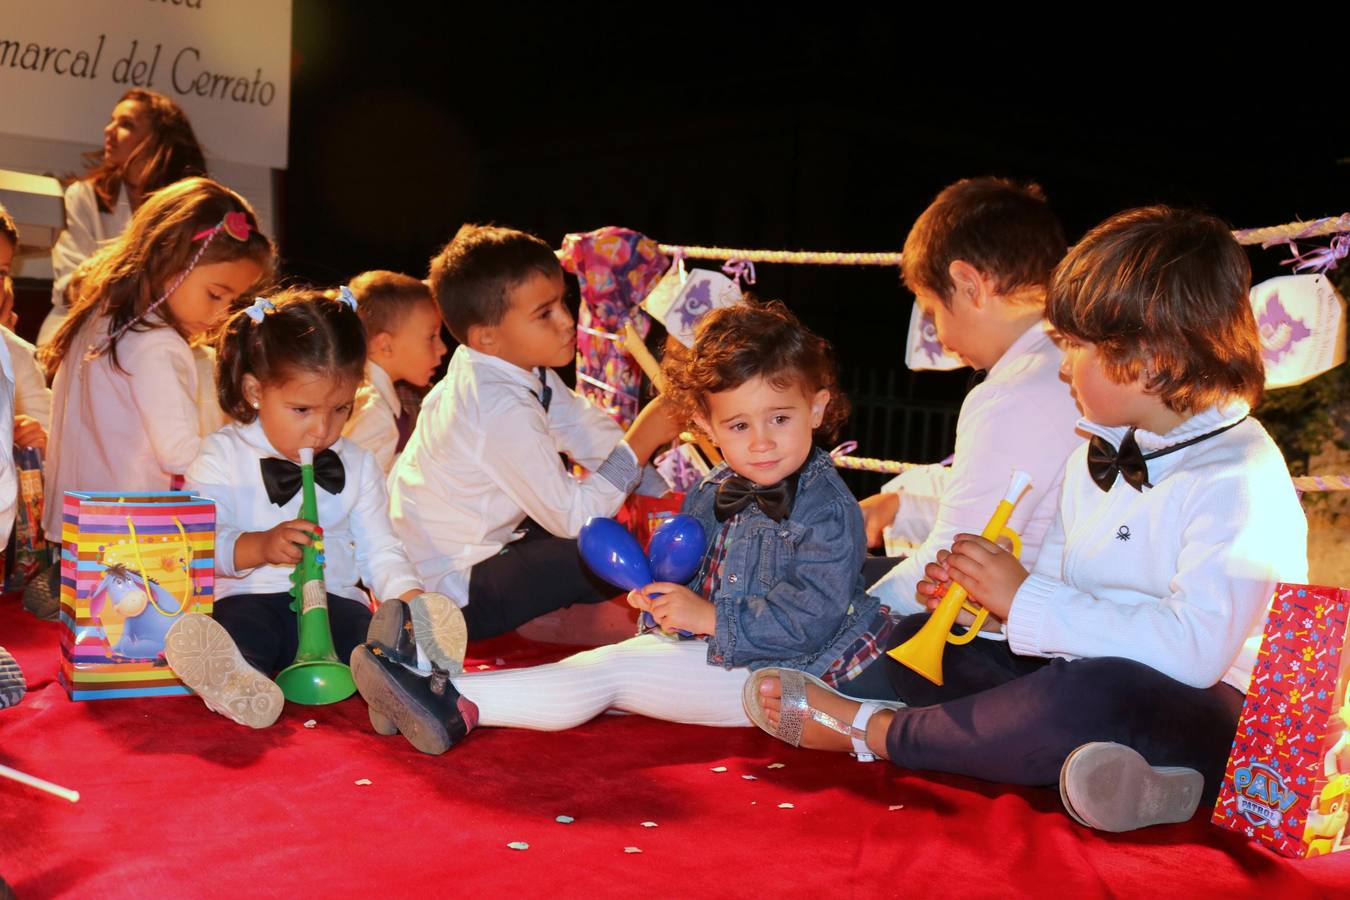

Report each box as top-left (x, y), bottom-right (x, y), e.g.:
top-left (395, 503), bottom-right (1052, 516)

top-left (453, 634), bottom-right (752, 731)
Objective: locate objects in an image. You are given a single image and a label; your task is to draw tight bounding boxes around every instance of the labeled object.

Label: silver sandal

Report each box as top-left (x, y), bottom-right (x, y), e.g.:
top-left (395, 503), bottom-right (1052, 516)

top-left (742, 667), bottom-right (905, 762)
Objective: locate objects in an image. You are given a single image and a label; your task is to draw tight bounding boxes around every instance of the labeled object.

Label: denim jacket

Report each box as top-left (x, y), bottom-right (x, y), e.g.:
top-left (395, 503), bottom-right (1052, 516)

top-left (682, 446), bottom-right (882, 676)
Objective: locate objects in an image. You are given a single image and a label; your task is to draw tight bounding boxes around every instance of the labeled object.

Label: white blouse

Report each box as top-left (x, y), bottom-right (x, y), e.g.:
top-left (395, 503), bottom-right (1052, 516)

top-left (39, 179), bottom-right (132, 347)
top-left (186, 419), bottom-right (422, 605)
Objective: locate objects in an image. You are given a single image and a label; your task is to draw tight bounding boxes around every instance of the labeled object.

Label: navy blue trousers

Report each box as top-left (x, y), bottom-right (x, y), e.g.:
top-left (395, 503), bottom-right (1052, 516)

top-left (863, 614), bottom-right (1244, 802)
top-left (465, 520), bottom-right (612, 640)
top-left (212, 591), bottom-right (373, 676)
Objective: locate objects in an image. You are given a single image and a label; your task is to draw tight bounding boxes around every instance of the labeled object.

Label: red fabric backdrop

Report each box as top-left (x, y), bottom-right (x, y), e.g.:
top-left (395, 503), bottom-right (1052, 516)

top-left (1, 598), bottom-right (1347, 898)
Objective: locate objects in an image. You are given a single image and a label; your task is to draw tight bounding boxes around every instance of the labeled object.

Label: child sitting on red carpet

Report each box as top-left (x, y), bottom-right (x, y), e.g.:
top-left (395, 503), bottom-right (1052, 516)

top-left (352, 300), bottom-right (903, 755)
top-left (41, 179), bottom-right (273, 549)
top-left (743, 206), bottom-right (1309, 833)
top-left (859, 177), bottom-right (1082, 610)
top-left (385, 224), bottom-right (679, 641)
top-left (164, 288), bottom-right (465, 729)
top-left (340, 270), bottom-right (448, 474)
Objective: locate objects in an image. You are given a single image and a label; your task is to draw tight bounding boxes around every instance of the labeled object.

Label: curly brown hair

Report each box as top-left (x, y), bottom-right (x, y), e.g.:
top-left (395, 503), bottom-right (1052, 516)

top-left (661, 299), bottom-right (849, 443)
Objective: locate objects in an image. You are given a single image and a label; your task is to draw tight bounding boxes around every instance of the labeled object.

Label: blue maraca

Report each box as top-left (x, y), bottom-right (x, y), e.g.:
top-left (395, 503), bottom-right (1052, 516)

top-left (648, 514), bottom-right (705, 583)
top-left (644, 514), bottom-right (707, 635)
top-left (577, 517), bottom-right (652, 592)
top-left (578, 515), bottom-right (707, 636)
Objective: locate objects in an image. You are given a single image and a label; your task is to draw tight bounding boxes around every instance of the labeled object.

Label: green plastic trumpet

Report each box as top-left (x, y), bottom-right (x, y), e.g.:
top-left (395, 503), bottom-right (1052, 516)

top-left (275, 447), bottom-right (357, 704)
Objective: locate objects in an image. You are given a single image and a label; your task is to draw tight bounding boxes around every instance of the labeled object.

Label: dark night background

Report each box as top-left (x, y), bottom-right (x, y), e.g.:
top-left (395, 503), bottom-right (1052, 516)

top-left (280, 6), bottom-right (1348, 485)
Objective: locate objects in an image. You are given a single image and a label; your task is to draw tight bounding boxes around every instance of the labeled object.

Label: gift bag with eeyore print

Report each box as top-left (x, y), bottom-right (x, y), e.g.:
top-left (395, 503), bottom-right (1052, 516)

top-left (57, 490), bottom-right (215, 701)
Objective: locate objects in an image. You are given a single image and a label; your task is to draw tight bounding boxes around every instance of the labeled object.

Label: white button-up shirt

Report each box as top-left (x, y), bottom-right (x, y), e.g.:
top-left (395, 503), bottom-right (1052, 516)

top-left (186, 419), bottom-right (421, 605)
top-left (342, 361), bottom-right (401, 475)
top-left (870, 322), bottom-right (1085, 617)
top-left (388, 345), bottom-right (641, 606)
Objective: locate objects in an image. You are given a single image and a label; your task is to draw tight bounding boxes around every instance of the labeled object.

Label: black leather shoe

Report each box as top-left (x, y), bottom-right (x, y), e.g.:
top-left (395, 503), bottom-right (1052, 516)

top-left (367, 599), bottom-right (417, 658)
top-left (364, 604), bottom-right (414, 736)
top-left (351, 642), bottom-right (476, 755)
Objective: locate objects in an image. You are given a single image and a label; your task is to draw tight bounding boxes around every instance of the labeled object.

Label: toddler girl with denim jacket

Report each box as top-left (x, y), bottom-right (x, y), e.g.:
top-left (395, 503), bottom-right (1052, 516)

top-left (352, 300), bottom-right (898, 755)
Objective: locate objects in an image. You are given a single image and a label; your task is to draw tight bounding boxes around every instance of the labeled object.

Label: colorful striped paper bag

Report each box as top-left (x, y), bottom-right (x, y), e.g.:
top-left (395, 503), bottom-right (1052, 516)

top-left (57, 491), bottom-right (215, 701)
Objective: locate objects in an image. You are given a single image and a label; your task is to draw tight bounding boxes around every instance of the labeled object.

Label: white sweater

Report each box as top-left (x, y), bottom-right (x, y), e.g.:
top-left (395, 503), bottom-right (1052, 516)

top-left (1005, 402), bottom-right (1308, 694)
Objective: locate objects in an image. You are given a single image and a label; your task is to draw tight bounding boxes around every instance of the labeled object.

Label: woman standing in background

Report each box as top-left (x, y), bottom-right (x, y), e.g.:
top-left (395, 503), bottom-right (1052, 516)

top-left (38, 89), bottom-right (207, 346)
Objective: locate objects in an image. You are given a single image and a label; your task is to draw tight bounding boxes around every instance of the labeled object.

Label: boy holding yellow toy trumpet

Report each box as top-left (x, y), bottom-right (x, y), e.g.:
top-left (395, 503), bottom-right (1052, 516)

top-left (744, 206), bottom-right (1308, 833)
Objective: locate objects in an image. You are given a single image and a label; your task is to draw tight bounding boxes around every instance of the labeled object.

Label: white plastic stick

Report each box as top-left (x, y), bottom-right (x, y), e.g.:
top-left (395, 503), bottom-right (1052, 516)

top-left (1004, 469), bottom-right (1033, 504)
top-left (0, 763), bottom-right (80, 802)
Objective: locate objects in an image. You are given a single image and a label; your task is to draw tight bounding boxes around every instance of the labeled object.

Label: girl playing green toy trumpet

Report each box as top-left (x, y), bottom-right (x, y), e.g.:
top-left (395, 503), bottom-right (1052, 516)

top-left (165, 287), bottom-right (466, 730)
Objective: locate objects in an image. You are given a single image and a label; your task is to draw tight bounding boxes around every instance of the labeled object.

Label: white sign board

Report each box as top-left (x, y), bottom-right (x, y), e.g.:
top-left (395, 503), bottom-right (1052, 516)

top-left (0, 0), bottom-right (291, 169)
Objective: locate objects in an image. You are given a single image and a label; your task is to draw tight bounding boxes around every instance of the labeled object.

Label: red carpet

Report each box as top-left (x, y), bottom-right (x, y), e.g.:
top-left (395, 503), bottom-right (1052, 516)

top-left (1, 597), bottom-right (1347, 899)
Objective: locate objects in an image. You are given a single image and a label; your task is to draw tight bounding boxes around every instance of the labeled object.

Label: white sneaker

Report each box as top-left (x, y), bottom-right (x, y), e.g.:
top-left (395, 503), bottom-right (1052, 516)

top-left (165, 613), bottom-right (283, 729)
top-left (1059, 742), bottom-right (1204, 832)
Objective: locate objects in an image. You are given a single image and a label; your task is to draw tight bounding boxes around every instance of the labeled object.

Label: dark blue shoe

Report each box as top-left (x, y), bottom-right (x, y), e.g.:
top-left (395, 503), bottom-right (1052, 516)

top-left (351, 642), bottom-right (476, 755)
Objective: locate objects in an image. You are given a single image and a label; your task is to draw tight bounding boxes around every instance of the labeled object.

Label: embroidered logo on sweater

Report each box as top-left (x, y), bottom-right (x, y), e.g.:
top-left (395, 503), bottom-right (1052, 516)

top-left (1116, 526), bottom-right (1132, 541)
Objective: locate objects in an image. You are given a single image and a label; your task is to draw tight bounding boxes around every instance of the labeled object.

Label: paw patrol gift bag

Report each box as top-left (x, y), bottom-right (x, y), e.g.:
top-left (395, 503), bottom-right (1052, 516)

top-left (57, 491), bottom-right (215, 701)
top-left (1213, 583), bottom-right (1350, 858)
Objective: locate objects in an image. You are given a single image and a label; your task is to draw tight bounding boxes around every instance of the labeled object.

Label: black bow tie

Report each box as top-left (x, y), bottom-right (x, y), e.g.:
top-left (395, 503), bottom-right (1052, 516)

top-left (260, 450), bottom-right (346, 507)
top-left (1086, 419), bottom-right (1246, 493)
top-left (714, 472), bottom-right (800, 522)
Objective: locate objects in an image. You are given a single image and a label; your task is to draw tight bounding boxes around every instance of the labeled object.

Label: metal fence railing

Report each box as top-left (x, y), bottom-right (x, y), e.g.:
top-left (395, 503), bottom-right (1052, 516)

top-left (836, 366), bottom-right (962, 497)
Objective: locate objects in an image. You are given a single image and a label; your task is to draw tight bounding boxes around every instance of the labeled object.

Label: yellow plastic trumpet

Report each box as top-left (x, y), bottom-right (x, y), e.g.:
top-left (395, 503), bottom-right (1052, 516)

top-left (887, 469), bottom-right (1032, 685)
